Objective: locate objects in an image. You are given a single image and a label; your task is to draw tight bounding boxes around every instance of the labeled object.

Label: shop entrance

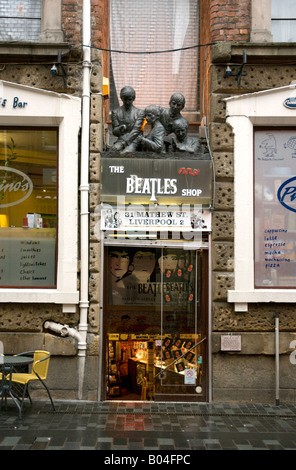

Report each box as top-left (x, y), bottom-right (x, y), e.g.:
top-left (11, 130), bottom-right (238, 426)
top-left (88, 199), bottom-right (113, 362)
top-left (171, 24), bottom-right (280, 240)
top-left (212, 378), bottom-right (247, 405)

top-left (103, 245), bottom-right (208, 401)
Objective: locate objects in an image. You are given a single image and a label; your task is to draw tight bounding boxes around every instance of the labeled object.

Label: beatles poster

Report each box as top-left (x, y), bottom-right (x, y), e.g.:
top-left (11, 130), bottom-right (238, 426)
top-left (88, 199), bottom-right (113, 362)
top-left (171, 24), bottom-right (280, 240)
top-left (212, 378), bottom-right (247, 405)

top-left (107, 246), bottom-right (197, 307)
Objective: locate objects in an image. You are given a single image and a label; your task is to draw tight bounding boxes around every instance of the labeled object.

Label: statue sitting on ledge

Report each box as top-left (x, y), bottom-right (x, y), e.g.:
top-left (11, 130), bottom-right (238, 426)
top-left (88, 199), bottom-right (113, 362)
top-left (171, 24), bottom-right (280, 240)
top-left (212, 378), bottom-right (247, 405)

top-left (166, 117), bottom-right (205, 154)
top-left (109, 88), bottom-right (206, 156)
top-left (122, 104), bottom-right (166, 153)
top-left (110, 86), bottom-right (144, 152)
top-left (159, 92), bottom-right (186, 135)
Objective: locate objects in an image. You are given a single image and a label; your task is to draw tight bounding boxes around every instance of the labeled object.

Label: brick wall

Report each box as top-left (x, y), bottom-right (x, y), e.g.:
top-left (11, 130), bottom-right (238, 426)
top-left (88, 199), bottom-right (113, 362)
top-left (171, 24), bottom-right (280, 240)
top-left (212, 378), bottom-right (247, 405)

top-left (62, 0), bottom-right (82, 44)
top-left (209, 0), bottom-right (250, 42)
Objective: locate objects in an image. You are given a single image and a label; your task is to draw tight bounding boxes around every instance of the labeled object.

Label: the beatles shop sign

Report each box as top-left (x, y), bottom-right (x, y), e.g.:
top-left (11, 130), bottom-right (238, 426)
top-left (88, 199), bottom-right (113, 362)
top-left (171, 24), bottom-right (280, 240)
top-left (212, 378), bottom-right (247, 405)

top-left (101, 157), bottom-right (212, 205)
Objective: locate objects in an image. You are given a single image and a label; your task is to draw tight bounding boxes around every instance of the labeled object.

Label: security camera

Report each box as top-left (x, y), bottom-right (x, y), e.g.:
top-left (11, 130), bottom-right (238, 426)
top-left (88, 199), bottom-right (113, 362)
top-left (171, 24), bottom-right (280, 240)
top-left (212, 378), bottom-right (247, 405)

top-left (225, 65), bottom-right (232, 77)
top-left (51, 64), bottom-right (57, 75)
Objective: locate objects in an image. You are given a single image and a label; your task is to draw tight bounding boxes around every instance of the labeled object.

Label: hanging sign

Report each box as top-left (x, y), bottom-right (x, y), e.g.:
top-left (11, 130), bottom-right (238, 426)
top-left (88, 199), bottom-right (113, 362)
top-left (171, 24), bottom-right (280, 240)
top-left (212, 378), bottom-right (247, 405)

top-left (101, 205), bottom-right (211, 232)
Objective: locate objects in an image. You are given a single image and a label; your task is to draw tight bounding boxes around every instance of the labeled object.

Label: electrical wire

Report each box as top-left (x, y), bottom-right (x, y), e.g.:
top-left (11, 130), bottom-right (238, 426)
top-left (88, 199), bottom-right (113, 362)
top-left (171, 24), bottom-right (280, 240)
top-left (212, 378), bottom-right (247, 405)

top-left (80, 42), bottom-right (217, 54)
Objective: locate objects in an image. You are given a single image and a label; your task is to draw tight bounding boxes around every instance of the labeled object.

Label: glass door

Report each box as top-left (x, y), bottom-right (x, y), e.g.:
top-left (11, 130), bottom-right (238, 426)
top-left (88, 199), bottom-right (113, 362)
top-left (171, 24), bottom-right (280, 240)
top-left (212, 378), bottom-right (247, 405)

top-left (103, 245), bottom-right (208, 401)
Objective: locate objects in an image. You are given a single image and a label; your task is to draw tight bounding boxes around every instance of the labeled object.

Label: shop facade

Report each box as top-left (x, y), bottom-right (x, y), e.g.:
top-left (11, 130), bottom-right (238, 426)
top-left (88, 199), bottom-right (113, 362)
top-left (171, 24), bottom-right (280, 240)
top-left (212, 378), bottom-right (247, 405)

top-left (98, 152), bottom-right (213, 401)
top-left (1, 1), bottom-right (296, 405)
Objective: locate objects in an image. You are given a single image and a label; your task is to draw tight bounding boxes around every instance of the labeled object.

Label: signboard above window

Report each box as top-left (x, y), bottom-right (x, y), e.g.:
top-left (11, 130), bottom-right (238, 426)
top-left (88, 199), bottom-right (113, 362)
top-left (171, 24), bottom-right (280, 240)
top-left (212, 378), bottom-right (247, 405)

top-left (101, 156), bottom-right (212, 206)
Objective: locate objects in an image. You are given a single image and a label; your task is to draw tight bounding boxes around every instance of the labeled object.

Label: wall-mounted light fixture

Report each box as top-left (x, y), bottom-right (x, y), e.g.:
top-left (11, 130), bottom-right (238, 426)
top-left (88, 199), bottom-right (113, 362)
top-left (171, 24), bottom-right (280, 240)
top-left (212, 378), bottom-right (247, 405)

top-left (51, 50), bottom-right (67, 86)
top-left (224, 49), bottom-right (247, 87)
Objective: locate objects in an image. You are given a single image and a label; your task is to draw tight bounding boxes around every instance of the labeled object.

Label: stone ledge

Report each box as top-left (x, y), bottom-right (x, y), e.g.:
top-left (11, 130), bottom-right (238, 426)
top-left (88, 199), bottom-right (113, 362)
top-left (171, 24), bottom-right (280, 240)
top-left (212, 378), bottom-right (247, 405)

top-left (211, 42), bottom-right (296, 64)
top-left (0, 42), bottom-right (72, 60)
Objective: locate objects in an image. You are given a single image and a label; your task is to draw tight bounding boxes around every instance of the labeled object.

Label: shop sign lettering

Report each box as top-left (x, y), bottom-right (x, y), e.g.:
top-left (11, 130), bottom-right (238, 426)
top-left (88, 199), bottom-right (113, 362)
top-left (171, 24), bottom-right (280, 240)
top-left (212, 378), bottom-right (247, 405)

top-left (277, 176), bottom-right (296, 213)
top-left (0, 96), bottom-right (28, 109)
top-left (0, 166), bottom-right (33, 208)
top-left (126, 176), bottom-right (177, 201)
top-left (101, 157), bottom-right (212, 204)
top-left (100, 203), bottom-right (211, 232)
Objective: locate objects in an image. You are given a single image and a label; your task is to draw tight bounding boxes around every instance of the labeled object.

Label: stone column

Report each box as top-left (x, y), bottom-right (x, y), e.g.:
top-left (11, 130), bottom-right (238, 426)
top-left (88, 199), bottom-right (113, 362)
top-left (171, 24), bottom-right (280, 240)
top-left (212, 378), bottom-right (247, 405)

top-left (40, 0), bottom-right (64, 42)
top-left (250, 0), bottom-right (273, 42)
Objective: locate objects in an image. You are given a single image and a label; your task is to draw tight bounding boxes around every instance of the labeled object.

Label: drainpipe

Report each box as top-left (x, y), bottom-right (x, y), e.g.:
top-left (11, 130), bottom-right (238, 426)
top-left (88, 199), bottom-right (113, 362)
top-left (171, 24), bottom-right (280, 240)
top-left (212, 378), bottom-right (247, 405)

top-left (44, 321), bottom-right (82, 342)
top-left (44, 321), bottom-right (85, 399)
top-left (77, 0), bottom-right (91, 399)
top-left (274, 313), bottom-right (280, 406)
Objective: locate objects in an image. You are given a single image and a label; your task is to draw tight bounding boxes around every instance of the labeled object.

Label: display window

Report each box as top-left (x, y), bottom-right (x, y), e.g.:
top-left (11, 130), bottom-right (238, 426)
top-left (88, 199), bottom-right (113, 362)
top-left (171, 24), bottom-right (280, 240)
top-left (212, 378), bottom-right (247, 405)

top-left (254, 127), bottom-right (296, 288)
top-left (0, 127), bottom-right (58, 287)
top-left (104, 246), bottom-right (208, 401)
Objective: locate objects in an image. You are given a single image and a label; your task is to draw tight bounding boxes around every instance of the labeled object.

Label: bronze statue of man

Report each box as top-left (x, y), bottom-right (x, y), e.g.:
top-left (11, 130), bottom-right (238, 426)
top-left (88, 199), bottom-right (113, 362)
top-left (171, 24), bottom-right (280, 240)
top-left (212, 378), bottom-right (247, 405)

top-left (124, 105), bottom-right (165, 153)
top-left (159, 92), bottom-right (186, 135)
top-left (110, 86), bottom-right (144, 152)
top-left (170, 117), bottom-right (204, 154)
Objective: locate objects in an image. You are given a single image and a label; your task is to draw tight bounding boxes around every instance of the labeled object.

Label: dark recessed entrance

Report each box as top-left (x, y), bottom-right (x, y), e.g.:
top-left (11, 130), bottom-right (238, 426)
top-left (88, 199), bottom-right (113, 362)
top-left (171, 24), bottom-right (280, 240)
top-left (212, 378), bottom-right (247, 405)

top-left (103, 245), bottom-right (208, 402)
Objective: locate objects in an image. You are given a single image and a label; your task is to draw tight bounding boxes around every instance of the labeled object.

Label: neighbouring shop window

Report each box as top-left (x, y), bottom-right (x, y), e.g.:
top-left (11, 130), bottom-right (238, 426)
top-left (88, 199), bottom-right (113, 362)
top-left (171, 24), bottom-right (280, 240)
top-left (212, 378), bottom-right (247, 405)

top-left (271, 0), bottom-right (296, 42)
top-left (254, 127), bottom-right (296, 288)
top-left (109, 0), bottom-right (199, 113)
top-left (0, 128), bottom-right (58, 287)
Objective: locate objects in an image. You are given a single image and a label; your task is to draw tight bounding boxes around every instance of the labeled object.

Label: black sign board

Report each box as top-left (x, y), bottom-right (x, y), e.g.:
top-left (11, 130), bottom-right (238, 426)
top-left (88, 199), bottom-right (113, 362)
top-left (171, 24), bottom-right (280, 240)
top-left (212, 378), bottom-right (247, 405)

top-left (101, 156), bottom-right (212, 205)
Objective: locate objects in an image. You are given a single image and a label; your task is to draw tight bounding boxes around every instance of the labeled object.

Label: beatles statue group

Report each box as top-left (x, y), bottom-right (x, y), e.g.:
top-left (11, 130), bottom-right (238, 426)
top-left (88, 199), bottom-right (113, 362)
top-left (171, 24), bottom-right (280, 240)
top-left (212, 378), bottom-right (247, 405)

top-left (109, 86), bottom-right (207, 156)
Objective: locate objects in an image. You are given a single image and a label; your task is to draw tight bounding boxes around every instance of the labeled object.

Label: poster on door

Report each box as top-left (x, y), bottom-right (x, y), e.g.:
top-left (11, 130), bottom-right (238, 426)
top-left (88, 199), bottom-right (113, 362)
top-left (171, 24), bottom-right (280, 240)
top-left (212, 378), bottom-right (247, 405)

top-left (107, 246), bottom-right (196, 306)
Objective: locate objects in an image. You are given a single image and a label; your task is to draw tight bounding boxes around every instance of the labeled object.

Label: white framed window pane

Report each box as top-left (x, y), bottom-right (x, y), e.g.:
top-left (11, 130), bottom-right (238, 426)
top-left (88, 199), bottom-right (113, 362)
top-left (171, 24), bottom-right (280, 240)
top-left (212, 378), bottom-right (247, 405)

top-left (272, 20), bottom-right (296, 42)
top-left (271, 0), bottom-right (296, 18)
top-left (0, 0), bottom-right (41, 42)
top-left (254, 128), bottom-right (296, 288)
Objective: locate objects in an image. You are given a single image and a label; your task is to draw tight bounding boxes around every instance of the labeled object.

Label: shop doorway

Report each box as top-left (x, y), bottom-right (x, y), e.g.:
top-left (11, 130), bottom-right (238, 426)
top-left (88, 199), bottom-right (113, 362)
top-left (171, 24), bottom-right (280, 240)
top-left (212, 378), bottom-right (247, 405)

top-left (103, 245), bottom-right (208, 402)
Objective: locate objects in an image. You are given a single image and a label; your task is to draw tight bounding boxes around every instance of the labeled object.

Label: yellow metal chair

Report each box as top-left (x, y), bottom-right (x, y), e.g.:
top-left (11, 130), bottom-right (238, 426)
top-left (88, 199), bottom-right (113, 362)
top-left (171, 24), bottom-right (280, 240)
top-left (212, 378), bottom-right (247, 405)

top-left (10, 350), bottom-right (55, 413)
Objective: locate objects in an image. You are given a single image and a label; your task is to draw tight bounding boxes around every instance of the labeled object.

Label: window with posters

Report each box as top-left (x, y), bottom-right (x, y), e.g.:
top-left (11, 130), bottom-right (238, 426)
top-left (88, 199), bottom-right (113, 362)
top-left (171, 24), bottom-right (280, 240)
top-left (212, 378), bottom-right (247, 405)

top-left (254, 127), bottom-right (296, 288)
top-left (104, 246), bottom-right (208, 401)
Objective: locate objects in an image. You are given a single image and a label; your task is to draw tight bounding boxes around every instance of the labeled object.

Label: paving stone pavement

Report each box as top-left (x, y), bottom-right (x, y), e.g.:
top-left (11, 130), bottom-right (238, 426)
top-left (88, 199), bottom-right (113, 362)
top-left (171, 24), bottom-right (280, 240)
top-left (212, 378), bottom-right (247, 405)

top-left (0, 399), bottom-right (296, 453)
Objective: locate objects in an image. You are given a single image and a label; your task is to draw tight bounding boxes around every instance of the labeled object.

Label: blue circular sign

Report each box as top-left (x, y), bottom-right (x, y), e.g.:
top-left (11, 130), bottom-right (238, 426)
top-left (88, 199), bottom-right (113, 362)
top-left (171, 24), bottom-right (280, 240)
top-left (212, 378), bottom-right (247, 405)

top-left (284, 97), bottom-right (296, 109)
top-left (277, 176), bottom-right (296, 212)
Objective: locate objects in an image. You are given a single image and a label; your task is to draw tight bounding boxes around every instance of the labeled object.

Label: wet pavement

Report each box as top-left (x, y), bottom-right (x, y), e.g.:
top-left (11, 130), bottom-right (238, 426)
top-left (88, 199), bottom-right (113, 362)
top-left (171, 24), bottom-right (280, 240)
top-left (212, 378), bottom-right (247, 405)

top-left (0, 399), bottom-right (296, 452)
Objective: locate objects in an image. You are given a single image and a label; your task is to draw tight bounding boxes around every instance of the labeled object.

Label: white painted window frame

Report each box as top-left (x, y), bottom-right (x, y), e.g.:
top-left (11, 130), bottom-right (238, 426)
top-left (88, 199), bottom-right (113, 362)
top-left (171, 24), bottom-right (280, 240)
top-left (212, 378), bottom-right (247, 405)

top-left (225, 84), bottom-right (296, 312)
top-left (0, 80), bottom-right (81, 312)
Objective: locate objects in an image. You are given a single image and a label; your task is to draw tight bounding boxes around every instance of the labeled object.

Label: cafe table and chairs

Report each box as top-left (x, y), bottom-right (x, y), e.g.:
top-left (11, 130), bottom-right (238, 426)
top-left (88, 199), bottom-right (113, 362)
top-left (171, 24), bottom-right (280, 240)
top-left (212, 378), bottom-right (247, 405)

top-left (0, 354), bottom-right (34, 419)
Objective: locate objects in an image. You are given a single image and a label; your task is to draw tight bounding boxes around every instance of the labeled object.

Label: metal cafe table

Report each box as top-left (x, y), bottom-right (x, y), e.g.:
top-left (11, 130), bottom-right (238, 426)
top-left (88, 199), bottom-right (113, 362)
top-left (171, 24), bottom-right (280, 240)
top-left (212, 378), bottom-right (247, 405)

top-left (0, 355), bottom-right (34, 418)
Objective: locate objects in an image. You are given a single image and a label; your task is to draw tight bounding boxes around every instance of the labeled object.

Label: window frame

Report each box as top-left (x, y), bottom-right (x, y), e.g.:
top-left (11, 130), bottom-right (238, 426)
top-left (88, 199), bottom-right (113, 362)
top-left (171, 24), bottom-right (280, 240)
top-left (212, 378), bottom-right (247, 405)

top-left (251, 0), bottom-right (296, 43)
top-left (0, 0), bottom-right (63, 43)
top-left (0, 80), bottom-right (81, 311)
top-left (225, 85), bottom-right (296, 312)
top-left (0, 125), bottom-right (59, 289)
